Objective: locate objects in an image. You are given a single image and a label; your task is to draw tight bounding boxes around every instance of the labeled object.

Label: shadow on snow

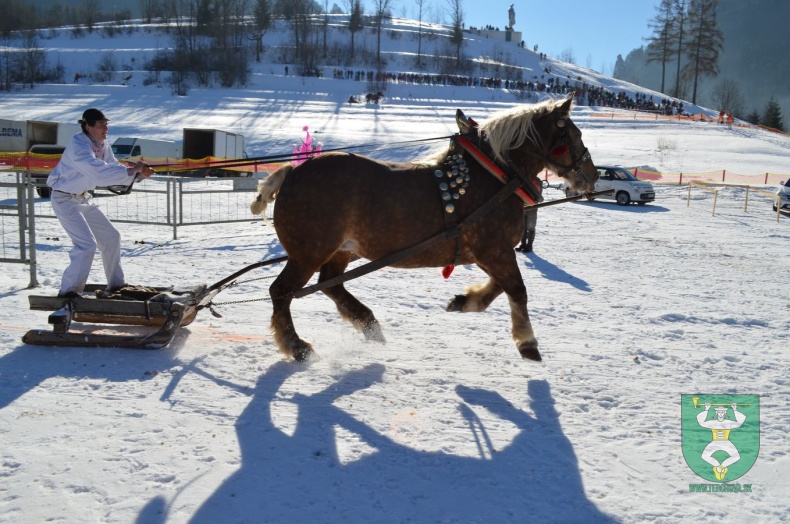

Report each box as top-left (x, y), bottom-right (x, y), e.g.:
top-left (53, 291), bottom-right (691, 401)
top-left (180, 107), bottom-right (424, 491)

top-left (176, 362), bottom-right (618, 523)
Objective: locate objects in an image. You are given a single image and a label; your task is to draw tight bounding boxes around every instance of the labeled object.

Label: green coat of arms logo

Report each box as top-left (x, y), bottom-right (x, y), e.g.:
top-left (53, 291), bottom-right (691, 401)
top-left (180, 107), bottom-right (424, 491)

top-left (681, 394), bottom-right (760, 482)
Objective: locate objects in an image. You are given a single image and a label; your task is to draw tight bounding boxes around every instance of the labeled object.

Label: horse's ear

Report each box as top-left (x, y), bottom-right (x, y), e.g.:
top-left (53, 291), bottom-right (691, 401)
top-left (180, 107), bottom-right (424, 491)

top-left (456, 109), bottom-right (476, 135)
top-left (558, 91), bottom-right (574, 113)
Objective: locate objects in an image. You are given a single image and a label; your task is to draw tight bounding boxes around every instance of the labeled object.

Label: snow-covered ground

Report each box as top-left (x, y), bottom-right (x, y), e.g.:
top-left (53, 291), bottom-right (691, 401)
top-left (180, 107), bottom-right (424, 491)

top-left (0, 20), bottom-right (789, 524)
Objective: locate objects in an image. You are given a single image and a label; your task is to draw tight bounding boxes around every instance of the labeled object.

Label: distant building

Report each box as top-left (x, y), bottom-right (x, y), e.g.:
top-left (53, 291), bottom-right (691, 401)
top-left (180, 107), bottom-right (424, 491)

top-left (468, 28), bottom-right (523, 45)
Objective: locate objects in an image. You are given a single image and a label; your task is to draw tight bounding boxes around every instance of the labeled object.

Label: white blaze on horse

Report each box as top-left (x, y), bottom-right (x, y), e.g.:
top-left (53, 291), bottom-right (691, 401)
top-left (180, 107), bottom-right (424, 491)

top-left (251, 93), bottom-right (596, 362)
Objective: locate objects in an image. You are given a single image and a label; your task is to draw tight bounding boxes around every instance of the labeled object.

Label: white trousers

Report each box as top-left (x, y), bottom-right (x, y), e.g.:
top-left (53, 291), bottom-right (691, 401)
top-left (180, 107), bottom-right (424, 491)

top-left (51, 192), bottom-right (125, 294)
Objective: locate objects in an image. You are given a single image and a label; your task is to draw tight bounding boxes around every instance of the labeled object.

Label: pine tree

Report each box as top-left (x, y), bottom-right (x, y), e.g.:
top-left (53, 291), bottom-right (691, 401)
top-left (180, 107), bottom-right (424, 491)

top-left (762, 96), bottom-right (785, 131)
top-left (744, 110), bottom-right (760, 126)
top-left (645, 0), bottom-right (675, 94)
top-left (671, 0), bottom-right (688, 99)
top-left (683, 0), bottom-right (723, 104)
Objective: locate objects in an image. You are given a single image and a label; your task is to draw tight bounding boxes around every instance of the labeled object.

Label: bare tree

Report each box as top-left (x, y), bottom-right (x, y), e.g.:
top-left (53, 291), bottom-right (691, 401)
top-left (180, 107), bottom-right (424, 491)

top-left (346, 0), bottom-right (364, 62)
top-left (645, 0), bottom-right (675, 94)
top-left (249, 0), bottom-right (272, 62)
top-left (322, 0), bottom-right (329, 58)
top-left (708, 78), bottom-right (743, 116)
top-left (80, 0), bottom-right (101, 32)
top-left (284, 0), bottom-right (318, 75)
top-left (414, 0), bottom-right (427, 67)
top-left (0, 36), bottom-right (12, 90)
top-left (559, 47), bottom-right (576, 64)
top-left (371, 0), bottom-right (392, 67)
top-left (95, 51), bottom-right (117, 83)
top-left (139, 0), bottom-right (160, 23)
top-left (16, 31), bottom-right (47, 88)
top-left (447, 0), bottom-right (464, 65)
top-left (683, 0), bottom-right (723, 104)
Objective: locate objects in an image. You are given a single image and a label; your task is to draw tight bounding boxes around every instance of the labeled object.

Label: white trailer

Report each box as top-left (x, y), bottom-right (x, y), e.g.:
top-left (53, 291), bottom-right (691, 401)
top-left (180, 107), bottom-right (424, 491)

top-left (182, 128), bottom-right (247, 176)
top-left (0, 119), bottom-right (80, 151)
top-left (0, 119), bottom-right (79, 197)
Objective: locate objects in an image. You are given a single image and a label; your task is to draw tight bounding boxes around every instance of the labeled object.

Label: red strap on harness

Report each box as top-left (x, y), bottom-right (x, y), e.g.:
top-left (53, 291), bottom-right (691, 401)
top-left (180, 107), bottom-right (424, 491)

top-left (454, 135), bottom-right (537, 205)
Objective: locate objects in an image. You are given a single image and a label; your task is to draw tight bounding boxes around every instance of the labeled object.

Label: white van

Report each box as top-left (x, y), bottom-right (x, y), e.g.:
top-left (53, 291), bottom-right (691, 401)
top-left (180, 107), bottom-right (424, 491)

top-left (111, 137), bottom-right (181, 161)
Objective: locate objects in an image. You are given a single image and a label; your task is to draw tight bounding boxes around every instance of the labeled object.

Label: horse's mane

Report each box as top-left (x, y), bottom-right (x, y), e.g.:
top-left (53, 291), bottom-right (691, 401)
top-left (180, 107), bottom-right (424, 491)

top-left (416, 96), bottom-right (570, 167)
top-left (481, 96), bottom-right (569, 164)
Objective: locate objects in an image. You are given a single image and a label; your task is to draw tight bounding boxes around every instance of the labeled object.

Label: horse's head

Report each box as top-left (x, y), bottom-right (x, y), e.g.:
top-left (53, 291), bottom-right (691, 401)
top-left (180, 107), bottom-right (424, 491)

top-left (536, 93), bottom-right (597, 193)
top-left (481, 92), bottom-right (597, 194)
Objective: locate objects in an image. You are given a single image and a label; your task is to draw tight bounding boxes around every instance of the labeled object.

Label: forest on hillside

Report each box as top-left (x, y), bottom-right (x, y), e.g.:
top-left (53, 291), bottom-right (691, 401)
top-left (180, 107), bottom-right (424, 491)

top-left (613, 0), bottom-right (787, 129)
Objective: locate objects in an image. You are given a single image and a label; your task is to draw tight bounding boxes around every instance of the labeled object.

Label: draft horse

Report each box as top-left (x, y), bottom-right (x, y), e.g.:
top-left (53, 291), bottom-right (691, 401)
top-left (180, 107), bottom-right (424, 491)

top-left (251, 93), bottom-right (596, 362)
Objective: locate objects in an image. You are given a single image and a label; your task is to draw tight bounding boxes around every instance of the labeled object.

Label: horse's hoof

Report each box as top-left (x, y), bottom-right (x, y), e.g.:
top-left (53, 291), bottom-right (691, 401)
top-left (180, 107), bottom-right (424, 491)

top-left (446, 294), bottom-right (467, 312)
top-left (363, 320), bottom-right (386, 344)
top-left (291, 340), bottom-right (315, 362)
top-left (518, 340), bottom-right (542, 362)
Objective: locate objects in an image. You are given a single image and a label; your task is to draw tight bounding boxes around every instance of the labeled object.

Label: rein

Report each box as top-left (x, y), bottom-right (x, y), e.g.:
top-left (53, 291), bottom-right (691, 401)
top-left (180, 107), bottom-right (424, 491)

top-left (198, 108), bottom-right (593, 307)
top-left (281, 129), bottom-right (552, 299)
top-left (283, 175), bottom-right (524, 300)
top-left (150, 134), bottom-right (459, 174)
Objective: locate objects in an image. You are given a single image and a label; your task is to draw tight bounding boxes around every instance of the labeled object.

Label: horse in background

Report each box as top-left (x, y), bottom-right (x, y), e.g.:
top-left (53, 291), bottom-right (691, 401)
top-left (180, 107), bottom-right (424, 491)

top-left (365, 92), bottom-right (384, 104)
top-left (251, 93), bottom-right (596, 362)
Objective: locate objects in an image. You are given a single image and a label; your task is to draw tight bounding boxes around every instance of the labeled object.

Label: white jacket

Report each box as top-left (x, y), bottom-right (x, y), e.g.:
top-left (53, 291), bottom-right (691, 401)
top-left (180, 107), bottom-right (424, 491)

top-left (47, 132), bottom-right (134, 194)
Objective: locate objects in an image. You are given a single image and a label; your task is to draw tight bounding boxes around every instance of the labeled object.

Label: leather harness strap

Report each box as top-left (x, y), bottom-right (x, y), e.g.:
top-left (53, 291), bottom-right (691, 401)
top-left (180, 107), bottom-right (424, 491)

top-left (453, 135), bottom-right (541, 205)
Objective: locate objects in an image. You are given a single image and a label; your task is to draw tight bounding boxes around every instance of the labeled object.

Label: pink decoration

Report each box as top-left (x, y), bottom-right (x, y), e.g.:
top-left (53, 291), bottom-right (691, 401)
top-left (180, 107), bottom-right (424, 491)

top-left (293, 126), bottom-right (323, 166)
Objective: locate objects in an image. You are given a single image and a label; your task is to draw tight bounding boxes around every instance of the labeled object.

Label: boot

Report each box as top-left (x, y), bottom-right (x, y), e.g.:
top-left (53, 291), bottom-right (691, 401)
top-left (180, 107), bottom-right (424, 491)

top-left (523, 230), bottom-right (535, 252)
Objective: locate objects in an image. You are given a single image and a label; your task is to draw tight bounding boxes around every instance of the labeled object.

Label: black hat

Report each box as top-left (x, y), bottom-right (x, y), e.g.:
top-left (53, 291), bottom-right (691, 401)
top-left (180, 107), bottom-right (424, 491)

top-left (79, 108), bottom-right (109, 124)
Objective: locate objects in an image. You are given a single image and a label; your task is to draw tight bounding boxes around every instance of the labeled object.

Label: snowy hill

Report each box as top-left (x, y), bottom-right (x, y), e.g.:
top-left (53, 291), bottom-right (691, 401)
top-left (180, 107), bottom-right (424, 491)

top-left (0, 17), bottom-right (789, 524)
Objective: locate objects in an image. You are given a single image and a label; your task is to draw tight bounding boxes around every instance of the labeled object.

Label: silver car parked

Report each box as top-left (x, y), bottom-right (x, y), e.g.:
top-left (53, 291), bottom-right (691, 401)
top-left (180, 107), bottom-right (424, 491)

top-left (565, 165), bottom-right (655, 206)
top-left (773, 179), bottom-right (790, 212)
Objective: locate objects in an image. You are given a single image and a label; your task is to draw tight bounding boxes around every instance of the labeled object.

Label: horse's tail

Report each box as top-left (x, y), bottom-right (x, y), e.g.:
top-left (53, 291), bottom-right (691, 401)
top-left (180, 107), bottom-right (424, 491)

top-left (250, 163), bottom-right (293, 221)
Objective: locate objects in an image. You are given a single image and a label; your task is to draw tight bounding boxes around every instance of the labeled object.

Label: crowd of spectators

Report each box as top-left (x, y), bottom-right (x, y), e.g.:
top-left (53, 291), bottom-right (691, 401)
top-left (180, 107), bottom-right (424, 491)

top-left (328, 68), bottom-right (686, 115)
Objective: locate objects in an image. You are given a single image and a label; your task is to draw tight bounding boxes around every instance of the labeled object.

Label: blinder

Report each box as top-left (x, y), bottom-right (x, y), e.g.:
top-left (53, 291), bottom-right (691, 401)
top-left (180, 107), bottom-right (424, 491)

top-left (549, 113), bottom-right (591, 176)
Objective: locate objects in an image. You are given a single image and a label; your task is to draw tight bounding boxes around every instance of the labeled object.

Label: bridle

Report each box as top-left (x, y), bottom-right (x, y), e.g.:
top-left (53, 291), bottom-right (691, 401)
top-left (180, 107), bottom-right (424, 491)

top-left (519, 112), bottom-right (591, 178)
top-left (458, 109), bottom-right (591, 205)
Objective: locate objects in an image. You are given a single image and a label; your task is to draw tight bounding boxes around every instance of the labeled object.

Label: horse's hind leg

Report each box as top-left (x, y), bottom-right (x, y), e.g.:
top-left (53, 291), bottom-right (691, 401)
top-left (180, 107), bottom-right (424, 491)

top-left (320, 251), bottom-right (385, 343)
top-left (270, 261), bottom-right (320, 361)
top-left (446, 277), bottom-right (504, 313)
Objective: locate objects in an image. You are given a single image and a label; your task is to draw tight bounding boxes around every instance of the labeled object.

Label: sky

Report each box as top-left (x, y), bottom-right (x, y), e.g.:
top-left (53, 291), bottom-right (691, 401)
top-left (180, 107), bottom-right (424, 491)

top-left (1, 17), bottom-right (789, 524)
top-left (407, 0), bottom-right (660, 74)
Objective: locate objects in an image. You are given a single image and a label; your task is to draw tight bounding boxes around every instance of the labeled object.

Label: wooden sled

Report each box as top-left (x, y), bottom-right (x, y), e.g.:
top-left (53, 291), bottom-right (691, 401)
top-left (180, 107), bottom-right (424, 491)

top-left (22, 284), bottom-right (207, 349)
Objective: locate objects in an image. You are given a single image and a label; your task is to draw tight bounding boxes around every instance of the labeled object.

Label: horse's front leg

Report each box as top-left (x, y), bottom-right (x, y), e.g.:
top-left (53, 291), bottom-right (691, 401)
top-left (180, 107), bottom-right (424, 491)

top-left (454, 258), bottom-right (539, 361)
top-left (495, 260), bottom-right (539, 361)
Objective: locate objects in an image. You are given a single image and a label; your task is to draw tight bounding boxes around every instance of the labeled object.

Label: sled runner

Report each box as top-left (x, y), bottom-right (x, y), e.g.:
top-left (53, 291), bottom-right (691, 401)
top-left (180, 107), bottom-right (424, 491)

top-left (23, 284), bottom-right (206, 349)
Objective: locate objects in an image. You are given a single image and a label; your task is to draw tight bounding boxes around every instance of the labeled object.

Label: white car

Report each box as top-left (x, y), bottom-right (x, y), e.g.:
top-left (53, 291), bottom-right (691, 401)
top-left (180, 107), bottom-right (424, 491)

top-left (773, 179), bottom-right (790, 212)
top-left (565, 166), bottom-right (655, 206)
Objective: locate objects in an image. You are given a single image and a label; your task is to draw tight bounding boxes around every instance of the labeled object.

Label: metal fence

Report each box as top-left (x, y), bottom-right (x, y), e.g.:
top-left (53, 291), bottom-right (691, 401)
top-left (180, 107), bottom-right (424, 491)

top-left (28, 174), bottom-right (267, 240)
top-left (1, 172), bottom-right (268, 288)
top-left (0, 173), bottom-right (37, 287)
